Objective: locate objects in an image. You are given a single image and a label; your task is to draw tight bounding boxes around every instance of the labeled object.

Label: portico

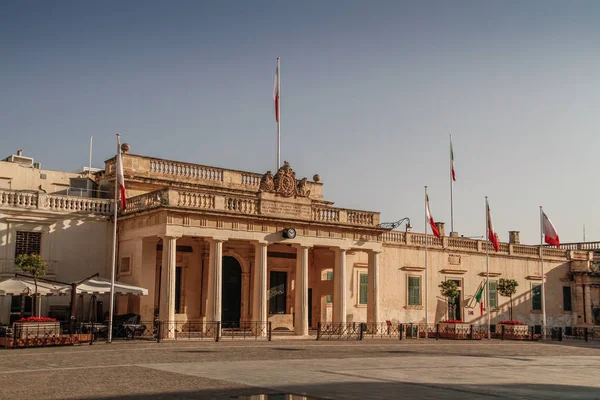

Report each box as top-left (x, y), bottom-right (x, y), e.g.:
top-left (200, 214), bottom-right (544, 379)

top-left (108, 154), bottom-right (384, 336)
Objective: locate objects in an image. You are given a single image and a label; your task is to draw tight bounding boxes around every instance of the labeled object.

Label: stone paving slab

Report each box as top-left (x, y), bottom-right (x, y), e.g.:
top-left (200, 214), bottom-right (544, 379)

top-left (143, 355), bottom-right (600, 400)
top-left (0, 340), bottom-right (599, 399)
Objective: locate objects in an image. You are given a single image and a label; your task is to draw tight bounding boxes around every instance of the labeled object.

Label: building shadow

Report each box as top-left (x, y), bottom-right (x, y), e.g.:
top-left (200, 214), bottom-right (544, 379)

top-left (78, 381), bottom-right (600, 400)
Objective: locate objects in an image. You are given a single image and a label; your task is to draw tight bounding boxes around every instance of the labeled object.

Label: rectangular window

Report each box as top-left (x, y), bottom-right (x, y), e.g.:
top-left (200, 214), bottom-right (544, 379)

top-left (489, 281), bottom-right (498, 309)
top-left (326, 295), bottom-right (333, 304)
top-left (532, 284), bottom-right (542, 311)
top-left (120, 257), bottom-right (131, 274)
top-left (563, 286), bottom-right (572, 312)
top-left (359, 274), bottom-right (368, 305)
top-left (326, 271), bottom-right (333, 281)
top-left (174, 266), bottom-right (183, 314)
top-left (408, 276), bottom-right (421, 306)
top-left (269, 271), bottom-right (287, 314)
top-left (15, 231), bottom-right (42, 256)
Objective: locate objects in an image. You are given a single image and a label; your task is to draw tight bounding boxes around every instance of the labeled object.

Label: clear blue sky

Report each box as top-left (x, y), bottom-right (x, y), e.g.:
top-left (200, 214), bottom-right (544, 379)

top-left (2, 1), bottom-right (599, 245)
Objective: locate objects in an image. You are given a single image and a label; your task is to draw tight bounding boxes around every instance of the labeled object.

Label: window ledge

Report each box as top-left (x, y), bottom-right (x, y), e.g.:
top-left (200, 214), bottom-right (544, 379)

top-left (530, 310), bottom-right (542, 314)
top-left (355, 304), bottom-right (367, 308)
top-left (404, 305), bottom-right (424, 310)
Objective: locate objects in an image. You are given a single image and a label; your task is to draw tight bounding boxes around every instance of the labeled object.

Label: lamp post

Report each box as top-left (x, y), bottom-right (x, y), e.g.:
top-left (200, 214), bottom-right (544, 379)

top-left (378, 217), bottom-right (412, 232)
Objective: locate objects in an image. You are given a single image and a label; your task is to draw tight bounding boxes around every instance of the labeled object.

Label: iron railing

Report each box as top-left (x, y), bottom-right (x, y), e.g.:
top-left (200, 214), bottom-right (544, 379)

top-left (159, 321), bottom-right (271, 341)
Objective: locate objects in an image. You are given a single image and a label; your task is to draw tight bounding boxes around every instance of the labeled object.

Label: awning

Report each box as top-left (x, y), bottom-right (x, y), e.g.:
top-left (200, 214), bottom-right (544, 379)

top-left (0, 277), bottom-right (67, 296)
top-left (54, 277), bottom-right (148, 296)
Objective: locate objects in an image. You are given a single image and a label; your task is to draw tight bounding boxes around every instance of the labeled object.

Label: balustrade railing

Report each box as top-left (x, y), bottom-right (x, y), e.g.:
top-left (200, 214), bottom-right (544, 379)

top-left (313, 207), bottom-right (340, 223)
top-left (225, 196), bottom-right (258, 214)
top-left (409, 233), bottom-right (443, 247)
top-left (512, 245), bottom-right (540, 257)
top-left (447, 237), bottom-right (478, 251)
top-left (176, 191), bottom-right (215, 209)
top-left (0, 190), bottom-right (38, 208)
top-left (240, 173), bottom-right (262, 187)
top-left (347, 210), bottom-right (374, 225)
top-left (149, 159), bottom-right (223, 182)
top-left (0, 190), bottom-right (112, 216)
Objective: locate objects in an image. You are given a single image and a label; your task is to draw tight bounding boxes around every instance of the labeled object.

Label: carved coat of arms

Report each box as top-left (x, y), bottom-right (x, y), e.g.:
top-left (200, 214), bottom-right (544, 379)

top-left (259, 161), bottom-right (310, 198)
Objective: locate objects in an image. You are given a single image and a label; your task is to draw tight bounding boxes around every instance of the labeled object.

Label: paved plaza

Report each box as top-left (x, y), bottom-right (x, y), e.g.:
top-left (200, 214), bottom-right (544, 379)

top-left (1, 339), bottom-right (599, 399)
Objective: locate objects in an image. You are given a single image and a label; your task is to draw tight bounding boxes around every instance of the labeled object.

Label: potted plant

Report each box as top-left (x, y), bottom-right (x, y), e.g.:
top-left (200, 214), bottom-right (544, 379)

top-left (496, 319), bottom-right (528, 338)
top-left (12, 316), bottom-right (61, 340)
top-left (15, 253), bottom-right (48, 316)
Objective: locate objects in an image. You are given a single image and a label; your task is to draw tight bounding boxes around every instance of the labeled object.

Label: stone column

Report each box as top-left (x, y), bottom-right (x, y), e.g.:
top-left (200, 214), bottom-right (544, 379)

top-left (584, 284), bottom-right (593, 325)
top-left (253, 242), bottom-right (268, 336)
top-left (333, 247), bottom-right (347, 324)
top-left (206, 239), bottom-right (224, 332)
top-left (159, 236), bottom-right (178, 338)
top-left (295, 245), bottom-right (310, 335)
top-left (367, 250), bottom-right (381, 324)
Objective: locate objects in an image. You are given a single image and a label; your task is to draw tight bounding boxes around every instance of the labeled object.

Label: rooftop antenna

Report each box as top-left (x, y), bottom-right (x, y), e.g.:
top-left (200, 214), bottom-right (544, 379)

top-left (583, 224), bottom-right (586, 243)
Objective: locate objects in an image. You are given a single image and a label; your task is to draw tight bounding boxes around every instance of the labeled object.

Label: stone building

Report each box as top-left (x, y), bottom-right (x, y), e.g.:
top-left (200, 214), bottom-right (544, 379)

top-left (0, 150), bottom-right (112, 324)
top-left (1, 146), bottom-right (598, 332)
top-left (98, 146), bottom-right (595, 334)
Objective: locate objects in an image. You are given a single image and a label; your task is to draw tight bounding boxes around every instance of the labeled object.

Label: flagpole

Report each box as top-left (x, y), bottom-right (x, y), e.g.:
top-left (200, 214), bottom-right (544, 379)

top-left (107, 134), bottom-right (120, 343)
top-left (485, 197), bottom-right (490, 339)
top-left (276, 57), bottom-right (281, 170)
top-left (424, 186), bottom-right (429, 338)
top-left (450, 135), bottom-right (454, 235)
top-left (540, 206), bottom-right (546, 340)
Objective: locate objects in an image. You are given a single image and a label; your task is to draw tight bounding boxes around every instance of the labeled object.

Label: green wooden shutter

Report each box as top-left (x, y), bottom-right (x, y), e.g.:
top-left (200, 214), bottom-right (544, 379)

top-left (408, 277), bottom-right (421, 306)
top-left (489, 281), bottom-right (498, 309)
top-left (359, 274), bottom-right (368, 304)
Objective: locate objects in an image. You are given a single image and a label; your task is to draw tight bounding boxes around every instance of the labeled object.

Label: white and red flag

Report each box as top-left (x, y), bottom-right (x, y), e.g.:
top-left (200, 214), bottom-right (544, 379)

top-left (273, 61), bottom-right (280, 122)
top-left (426, 194), bottom-right (441, 238)
top-left (542, 210), bottom-right (560, 247)
top-left (486, 198), bottom-right (499, 252)
top-left (116, 137), bottom-right (127, 210)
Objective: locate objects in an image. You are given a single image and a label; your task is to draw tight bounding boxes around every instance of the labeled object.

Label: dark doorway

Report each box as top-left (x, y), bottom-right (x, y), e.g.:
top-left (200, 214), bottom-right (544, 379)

top-left (269, 271), bottom-right (287, 315)
top-left (448, 280), bottom-right (462, 321)
top-left (222, 256), bottom-right (242, 326)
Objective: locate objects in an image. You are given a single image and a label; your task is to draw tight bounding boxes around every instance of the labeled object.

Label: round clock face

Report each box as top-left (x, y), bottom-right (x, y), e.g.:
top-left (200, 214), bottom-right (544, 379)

top-left (287, 228), bottom-right (296, 239)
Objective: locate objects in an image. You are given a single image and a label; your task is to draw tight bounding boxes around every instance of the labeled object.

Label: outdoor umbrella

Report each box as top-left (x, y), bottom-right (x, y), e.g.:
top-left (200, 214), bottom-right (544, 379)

top-left (0, 277), bottom-right (67, 296)
top-left (53, 277), bottom-right (148, 296)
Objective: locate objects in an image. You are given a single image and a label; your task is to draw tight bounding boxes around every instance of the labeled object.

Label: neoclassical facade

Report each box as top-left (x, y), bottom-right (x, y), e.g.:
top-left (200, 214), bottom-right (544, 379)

top-left (1, 147), bottom-right (598, 331)
top-left (97, 147), bottom-right (598, 334)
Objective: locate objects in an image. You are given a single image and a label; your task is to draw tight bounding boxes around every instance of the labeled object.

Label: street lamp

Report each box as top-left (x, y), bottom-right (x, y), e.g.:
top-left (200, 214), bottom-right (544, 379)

top-left (378, 217), bottom-right (412, 232)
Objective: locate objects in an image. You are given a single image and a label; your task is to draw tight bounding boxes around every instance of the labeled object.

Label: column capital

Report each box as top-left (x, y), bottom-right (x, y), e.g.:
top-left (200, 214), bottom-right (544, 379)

top-left (160, 234), bottom-right (182, 241)
top-left (251, 240), bottom-right (269, 247)
top-left (293, 244), bottom-right (312, 250)
top-left (206, 237), bottom-right (227, 244)
top-left (367, 248), bottom-right (383, 255)
top-left (329, 246), bottom-right (350, 253)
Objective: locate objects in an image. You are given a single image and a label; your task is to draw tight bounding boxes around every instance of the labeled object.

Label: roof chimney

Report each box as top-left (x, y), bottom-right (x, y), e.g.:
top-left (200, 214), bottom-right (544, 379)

top-left (509, 231), bottom-right (520, 244)
top-left (16, 150), bottom-right (23, 156)
top-left (435, 222), bottom-right (445, 237)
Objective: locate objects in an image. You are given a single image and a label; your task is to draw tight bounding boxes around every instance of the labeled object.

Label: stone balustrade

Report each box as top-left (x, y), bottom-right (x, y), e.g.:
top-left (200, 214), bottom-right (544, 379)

top-left (224, 196), bottom-right (259, 214)
top-left (556, 241), bottom-right (600, 251)
top-left (120, 188), bottom-right (380, 226)
top-left (382, 230), bottom-right (574, 260)
top-left (106, 154), bottom-right (324, 200)
top-left (0, 189), bottom-right (113, 217)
